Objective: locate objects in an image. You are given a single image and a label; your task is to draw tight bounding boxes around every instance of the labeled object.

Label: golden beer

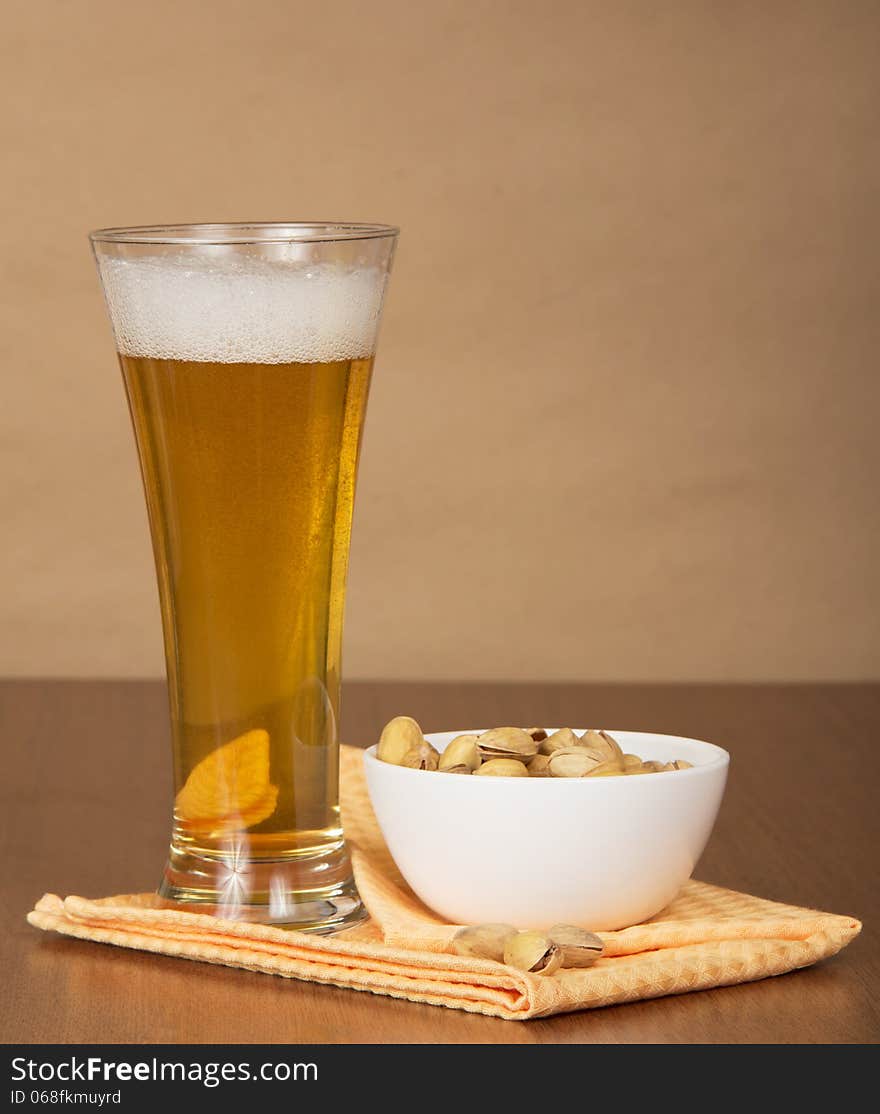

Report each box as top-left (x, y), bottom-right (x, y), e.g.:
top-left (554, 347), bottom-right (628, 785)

top-left (93, 225), bottom-right (397, 927)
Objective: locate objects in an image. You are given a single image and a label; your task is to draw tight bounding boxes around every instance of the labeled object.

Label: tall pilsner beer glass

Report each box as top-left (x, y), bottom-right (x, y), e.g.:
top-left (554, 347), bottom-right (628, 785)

top-left (91, 223), bottom-right (397, 930)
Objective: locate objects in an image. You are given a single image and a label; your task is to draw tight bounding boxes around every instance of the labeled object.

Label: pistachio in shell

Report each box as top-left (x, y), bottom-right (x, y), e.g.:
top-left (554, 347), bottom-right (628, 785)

top-left (622, 753), bottom-right (643, 771)
top-left (474, 758), bottom-right (530, 777)
top-left (503, 931), bottom-right (563, 975)
top-left (400, 740), bottom-right (440, 771)
top-left (451, 923), bottom-right (516, 962)
top-left (442, 764), bottom-right (473, 775)
top-left (548, 748), bottom-right (602, 778)
top-left (580, 729), bottom-right (625, 767)
top-left (547, 924), bottom-right (605, 967)
top-left (584, 759), bottom-right (624, 777)
top-left (377, 715), bottom-right (424, 766)
top-left (640, 760), bottom-right (665, 772)
top-left (671, 759), bottom-right (693, 770)
top-left (539, 727), bottom-right (580, 756)
top-left (524, 727), bottom-right (548, 743)
top-left (598, 728), bottom-right (625, 756)
top-left (527, 753), bottom-right (552, 777)
top-left (439, 733), bottom-right (482, 772)
top-left (478, 726), bottom-right (537, 761)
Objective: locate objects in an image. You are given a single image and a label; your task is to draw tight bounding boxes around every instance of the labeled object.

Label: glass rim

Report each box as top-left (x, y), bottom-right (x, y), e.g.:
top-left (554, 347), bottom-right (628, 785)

top-left (89, 221), bottom-right (400, 246)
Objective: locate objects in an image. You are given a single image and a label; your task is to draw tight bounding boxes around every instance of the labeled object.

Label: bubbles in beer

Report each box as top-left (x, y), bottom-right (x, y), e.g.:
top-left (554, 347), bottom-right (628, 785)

top-left (97, 254), bottom-right (386, 364)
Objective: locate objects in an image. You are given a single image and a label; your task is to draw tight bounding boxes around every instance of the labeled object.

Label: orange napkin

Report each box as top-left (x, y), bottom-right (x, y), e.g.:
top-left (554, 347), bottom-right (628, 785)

top-left (28, 745), bottom-right (861, 1020)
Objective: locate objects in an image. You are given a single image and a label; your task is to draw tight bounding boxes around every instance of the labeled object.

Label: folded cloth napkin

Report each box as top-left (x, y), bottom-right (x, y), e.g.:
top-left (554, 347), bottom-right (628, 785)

top-left (28, 745), bottom-right (861, 1021)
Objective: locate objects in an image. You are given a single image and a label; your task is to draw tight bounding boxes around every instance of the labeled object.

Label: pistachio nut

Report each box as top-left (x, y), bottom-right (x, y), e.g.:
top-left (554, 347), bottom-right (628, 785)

top-left (400, 740), bottom-right (440, 771)
top-left (539, 727), bottom-right (580, 756)
top-left (640, 760), bottom-right (665, 772)
top-left (580, 729), bottom-right (624, 766)
top-left (600, 729), bottom-right (625, 760)
top-left (547, 924), bottom-right (605, 967)
top-left (524, 727), bottom-right (548, 743)
top-left (451, 923), bottom-right (516, 962)
top-left (548, 748), bottom-right (602, 778)
top-left (526, 753), bottom-right (552, 777)
top-left (584, 759), bottom-right (624, 777)
top-left (439, 733), bottom-right (482, 772)
top-left (503, 931), bottom-right (563, 976)
top-left (671, 759), bottom-right (693, 770)
top-left (377, 715), bottom-right (424, 766)
top-left (622, 753), bottom-right (643, 771)
top-left (474, 758), bottom-right (530, 777)
top-left (478, 726), bottom-right (538, 761)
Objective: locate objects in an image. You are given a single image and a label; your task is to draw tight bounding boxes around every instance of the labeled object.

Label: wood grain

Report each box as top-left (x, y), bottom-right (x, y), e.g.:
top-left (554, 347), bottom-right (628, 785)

top-left (2, 680), bottom-right (877, 1044)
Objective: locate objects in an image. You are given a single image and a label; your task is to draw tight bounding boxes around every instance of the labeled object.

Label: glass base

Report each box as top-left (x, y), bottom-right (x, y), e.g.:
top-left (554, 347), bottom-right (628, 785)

top-left (157, 841), bottom-right (367, 932)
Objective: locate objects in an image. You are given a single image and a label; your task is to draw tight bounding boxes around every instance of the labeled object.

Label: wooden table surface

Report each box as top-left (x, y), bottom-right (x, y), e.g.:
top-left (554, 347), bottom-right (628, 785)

top-left (2, 680), bottom-right (877, 1045)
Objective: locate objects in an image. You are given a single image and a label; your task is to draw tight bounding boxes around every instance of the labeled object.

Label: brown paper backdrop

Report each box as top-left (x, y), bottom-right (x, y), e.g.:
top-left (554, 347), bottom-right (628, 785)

top-left (1, 0), bottom-right (877, 681)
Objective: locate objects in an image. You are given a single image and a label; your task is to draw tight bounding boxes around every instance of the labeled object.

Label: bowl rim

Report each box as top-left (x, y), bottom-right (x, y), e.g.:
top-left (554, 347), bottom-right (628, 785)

top-left (363, 728), bottom-right (729, 783)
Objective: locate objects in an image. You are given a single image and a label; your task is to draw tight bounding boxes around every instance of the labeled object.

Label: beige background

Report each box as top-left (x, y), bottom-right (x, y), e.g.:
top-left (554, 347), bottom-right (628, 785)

top-left (1, 0), bottom-right (877, 681)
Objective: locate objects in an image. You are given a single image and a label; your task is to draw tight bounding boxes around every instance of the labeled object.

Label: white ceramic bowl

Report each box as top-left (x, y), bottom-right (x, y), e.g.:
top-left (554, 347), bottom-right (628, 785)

top-left (363, 729), bottom-right (729, 930)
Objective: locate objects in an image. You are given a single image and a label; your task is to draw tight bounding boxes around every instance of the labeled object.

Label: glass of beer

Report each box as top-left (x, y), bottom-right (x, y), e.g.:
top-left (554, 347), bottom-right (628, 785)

top-left (90, 223), bottom-right (398, 931)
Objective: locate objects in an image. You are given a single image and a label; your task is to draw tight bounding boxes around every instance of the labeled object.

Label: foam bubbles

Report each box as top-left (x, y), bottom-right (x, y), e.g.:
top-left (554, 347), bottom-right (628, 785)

top-left (98, 254), bottom-right (386, 364)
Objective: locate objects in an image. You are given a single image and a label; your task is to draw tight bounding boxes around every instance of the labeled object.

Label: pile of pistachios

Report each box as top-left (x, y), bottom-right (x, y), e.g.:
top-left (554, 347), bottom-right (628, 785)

top-left (376, 717), bottom-right (693, 777)
top-left (452, 922), bottom-right (604, 975)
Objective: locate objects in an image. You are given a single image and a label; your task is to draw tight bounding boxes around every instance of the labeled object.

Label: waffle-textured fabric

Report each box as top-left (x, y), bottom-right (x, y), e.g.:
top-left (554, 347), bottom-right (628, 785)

top-left (27, 745), bottom-right (861, 1020)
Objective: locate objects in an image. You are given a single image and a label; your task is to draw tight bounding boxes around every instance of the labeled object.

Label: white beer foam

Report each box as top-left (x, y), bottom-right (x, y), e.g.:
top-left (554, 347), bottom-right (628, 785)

top-left (98, 254), bottom-right (386, 363)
